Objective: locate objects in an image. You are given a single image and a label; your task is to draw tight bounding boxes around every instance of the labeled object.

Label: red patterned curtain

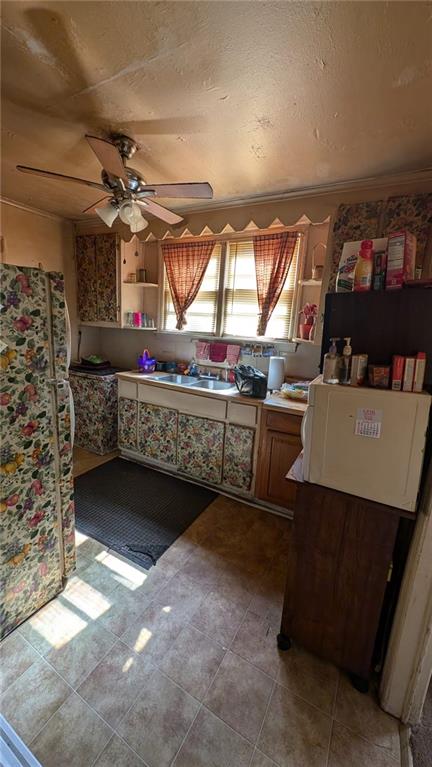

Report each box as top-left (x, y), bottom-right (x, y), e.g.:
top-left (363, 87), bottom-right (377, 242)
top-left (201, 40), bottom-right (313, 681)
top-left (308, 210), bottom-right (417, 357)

top-left (162, 240), bottom-right (216, 330)
top-left (253, 232), bottom-right (299, 336)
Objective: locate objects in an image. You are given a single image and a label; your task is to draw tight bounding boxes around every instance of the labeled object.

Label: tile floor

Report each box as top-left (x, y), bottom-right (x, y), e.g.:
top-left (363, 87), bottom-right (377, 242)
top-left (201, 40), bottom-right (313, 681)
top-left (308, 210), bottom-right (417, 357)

top-left (1, 493), bottom-right (402, 767)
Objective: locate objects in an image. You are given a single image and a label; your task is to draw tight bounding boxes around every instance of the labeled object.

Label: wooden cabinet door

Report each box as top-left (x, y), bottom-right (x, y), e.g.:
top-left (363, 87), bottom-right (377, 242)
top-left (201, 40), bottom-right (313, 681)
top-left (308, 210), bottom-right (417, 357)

top-left (95, 234), bottom-right (119, 323)
top-left (223, 424), bottom-right (255, 491)
top-left (76, 235), bottom-right (97, 322)
top-left (177, 414), bottom-right (224, 485)
top-left (138, 403), bottom-right (178, 465)
top-left (256, 430), bottom-right (301, 508)
top-left (118, 397), bottom-right (138, 450)
top-left (281, 482), bottom-right (400, 678)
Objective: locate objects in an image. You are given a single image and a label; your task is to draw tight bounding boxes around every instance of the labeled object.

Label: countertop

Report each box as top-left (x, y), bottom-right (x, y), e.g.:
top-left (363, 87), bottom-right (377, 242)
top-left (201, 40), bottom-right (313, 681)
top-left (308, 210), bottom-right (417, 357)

top-left (116, 370), bottom-right (308, 417)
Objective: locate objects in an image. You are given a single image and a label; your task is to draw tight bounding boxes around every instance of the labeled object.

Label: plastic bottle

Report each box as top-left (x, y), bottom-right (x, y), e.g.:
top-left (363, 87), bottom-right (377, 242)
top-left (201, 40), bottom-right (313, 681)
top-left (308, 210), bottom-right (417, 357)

top-left (354, 240), bottom-right (374, 292)
top-left (339, 337), bottom-right (352, 384)
top-left (323, 338), bottom-right (341, 384)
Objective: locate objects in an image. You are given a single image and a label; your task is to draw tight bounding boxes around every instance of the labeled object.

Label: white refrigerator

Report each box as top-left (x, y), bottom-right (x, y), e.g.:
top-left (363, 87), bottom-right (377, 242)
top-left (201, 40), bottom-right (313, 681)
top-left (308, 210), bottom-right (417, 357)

top-left (302, 376), bottom-right (431, 512)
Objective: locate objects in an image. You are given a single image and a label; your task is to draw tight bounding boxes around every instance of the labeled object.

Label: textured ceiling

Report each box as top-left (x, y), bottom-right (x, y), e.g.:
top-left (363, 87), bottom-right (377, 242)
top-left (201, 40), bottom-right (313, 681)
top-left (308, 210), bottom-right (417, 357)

top-left (1, 1), bottom-right (432, 219)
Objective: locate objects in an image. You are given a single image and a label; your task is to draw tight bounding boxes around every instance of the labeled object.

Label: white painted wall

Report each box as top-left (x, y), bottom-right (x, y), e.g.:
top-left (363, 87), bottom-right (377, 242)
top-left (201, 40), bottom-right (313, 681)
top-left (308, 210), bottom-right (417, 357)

top-left (0, 200), bottom-right (98, 361)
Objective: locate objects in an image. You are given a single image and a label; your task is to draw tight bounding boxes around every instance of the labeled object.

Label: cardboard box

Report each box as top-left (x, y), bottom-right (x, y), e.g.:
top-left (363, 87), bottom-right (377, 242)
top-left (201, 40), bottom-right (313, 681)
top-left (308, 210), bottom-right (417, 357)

top-left (402, 357), bottom-right (415, 392)
top-left (413, 353), bottom-right (426, 393)
top-left (391, 355), bottom-right (405, 391)
top-left (385, 231), bottom-right (416, 290)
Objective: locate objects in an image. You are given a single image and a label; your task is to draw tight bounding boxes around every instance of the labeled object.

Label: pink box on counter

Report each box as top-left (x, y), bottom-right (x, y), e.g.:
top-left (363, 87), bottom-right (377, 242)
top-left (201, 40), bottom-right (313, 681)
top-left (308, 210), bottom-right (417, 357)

top-left (385, 231), bottom-right (416, 290)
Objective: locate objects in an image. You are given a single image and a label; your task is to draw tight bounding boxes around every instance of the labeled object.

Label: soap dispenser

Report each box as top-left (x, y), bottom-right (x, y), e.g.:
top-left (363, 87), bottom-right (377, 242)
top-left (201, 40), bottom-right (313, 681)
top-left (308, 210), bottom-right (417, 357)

top-left (323, 338), bottom-right (340, 384)
top-left (340, 337), bottom-right (352, 385)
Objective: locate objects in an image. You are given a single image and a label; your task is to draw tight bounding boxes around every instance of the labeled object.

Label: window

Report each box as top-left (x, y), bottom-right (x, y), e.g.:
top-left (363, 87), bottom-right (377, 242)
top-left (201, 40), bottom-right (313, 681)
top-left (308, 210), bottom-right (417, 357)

top-left (162, 232), bottom-right (301, 339)
top-left (223, 237), bottom-right (300, 339)
top-left (163, 243), bottom-right (222, 333)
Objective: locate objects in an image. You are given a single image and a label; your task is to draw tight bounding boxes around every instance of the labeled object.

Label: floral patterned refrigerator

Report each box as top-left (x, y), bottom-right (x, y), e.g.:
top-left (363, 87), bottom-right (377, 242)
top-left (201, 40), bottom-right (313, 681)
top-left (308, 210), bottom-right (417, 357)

top-left (0, 264), bottom-right (75, 639)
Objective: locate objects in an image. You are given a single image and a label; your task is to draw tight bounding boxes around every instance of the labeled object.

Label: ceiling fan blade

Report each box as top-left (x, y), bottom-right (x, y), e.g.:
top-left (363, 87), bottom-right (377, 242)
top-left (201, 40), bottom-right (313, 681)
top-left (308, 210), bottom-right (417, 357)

top-left (137, 182), bottom-right (213, 199)
top-left (81, 196), bottom-right (112, 214)
top-left (85, 135), bottom-right (128, 183)
top-left (137, 199), bottom-right (183, 225)
top-left (16, 165), bottom-right (106, 191)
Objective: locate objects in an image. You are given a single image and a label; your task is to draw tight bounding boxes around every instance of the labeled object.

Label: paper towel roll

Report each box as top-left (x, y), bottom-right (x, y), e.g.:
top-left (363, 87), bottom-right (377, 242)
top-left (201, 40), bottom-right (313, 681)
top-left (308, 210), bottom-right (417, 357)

top-left (268, 356), bottom-right (285, 391)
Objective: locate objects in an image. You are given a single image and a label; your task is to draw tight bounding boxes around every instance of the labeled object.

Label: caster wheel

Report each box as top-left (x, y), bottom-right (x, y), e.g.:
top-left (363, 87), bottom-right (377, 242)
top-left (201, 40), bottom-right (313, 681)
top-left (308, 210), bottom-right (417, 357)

top-left (349, 673), bottom-right (369, 694)
top-left (277, 633), bottom-right (291, 651)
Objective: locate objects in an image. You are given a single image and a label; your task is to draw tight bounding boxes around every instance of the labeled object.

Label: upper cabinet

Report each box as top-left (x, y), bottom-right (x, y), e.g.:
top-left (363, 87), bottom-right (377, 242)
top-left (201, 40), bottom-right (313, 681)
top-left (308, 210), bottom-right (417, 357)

top-left (75, 231), bottom-right (159, 329)
top-left (76, 233), bottom-right (120, 325)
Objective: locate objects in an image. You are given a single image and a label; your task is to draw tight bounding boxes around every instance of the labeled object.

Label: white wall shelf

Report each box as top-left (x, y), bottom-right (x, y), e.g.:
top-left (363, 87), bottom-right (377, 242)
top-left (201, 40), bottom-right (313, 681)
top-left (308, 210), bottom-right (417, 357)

top-left (292, 336), bottom-right (319, 345)
top-left (299, 279), bottom-right (322, 287)
top-left (122, 282), bottom-right (159, 287)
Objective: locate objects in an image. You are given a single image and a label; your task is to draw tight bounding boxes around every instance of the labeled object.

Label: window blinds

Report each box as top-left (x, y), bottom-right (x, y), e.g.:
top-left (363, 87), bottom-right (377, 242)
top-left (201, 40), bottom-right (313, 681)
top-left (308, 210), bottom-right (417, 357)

top-left (223, 237), bottom-right (300, 339)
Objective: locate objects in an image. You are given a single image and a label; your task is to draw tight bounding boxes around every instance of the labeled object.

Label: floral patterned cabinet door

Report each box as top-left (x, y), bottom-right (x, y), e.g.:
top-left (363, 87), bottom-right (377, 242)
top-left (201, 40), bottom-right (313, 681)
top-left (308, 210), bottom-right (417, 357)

top-left (76, 235), bottom-right (97, 322)
top-left (138, 403), bottom-right (178, 465)
top-left (222, 424), bottom-right (255, 492)
top-left (95, 234), bottom-right (120, 323)
top-left (70, 372), bottom-right (118, 455)
top-left (75, 233), bottom-right (119, 324)
top-left (177, 414), bottom-right (225, 485)
top-left (118, 397), bottom-right (138, 451)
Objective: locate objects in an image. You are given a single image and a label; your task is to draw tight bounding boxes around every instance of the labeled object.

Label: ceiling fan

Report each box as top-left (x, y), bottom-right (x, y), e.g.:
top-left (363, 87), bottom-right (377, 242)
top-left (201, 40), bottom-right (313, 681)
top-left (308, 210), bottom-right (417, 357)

top-left (16, 134), bottom-right (213, 232)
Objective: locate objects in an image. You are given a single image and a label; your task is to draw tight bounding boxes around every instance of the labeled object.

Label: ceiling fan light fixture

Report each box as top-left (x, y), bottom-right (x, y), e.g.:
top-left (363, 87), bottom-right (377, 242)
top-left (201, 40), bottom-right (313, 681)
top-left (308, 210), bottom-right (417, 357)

top-left (95, 202), bottom-right (118, 227)
top-left (119, 201), bottom-right (147, 232)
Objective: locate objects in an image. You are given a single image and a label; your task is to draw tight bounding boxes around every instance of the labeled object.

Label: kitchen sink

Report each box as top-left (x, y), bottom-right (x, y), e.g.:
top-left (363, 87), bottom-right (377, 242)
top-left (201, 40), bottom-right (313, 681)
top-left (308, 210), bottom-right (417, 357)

top-left (190, 379), bottom-right (235, 391)
top-left (157, 374), bottom-right (195, 385)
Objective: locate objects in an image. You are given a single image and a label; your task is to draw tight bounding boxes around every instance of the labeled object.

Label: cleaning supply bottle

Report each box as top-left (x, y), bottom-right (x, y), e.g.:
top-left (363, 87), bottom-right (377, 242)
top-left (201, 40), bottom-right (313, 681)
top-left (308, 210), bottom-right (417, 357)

top-left (339, 337), bottom-right (352, 384)
top-left (323, 338), bottom-right (341, 384)
top-left (354, 240), bottom-right (374, 292)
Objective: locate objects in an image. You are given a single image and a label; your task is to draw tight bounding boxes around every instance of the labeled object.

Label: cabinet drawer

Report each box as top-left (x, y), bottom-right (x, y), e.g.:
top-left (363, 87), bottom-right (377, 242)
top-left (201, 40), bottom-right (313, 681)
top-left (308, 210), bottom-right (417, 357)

top-left (227, 402), bottom-right (257, 427)
top-left (118, 380), bottom-right (137, 400)
top-left (265, 409), bottom-right (302, 435)
top-left (138, 384), bottom-right (227, 420)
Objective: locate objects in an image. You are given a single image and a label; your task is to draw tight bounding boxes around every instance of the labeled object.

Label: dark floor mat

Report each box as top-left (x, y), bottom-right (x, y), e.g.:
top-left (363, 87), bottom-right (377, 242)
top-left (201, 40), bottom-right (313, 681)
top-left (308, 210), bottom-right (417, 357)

top-left (74, 458), bottom-right (216, 569)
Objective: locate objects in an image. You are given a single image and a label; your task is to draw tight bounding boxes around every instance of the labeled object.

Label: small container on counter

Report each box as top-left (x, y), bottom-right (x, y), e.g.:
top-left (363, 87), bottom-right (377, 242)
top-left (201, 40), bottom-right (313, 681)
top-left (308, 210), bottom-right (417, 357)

top-left (137, 269), bottom-right (147, 282)
top-left (368, 365), bottom-right (390, 389)
top-left (137, 349), bottom-right (156, 374)
top-left (391, 355), bottom-right (405, 391)
top-left (350, 354), bottom-right (368, 386)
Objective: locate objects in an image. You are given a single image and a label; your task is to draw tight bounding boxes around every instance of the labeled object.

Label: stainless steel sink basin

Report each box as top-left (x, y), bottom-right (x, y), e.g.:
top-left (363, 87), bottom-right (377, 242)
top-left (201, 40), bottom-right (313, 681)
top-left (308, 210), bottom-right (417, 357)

top-left (157, 374), bottom-right (195, 385)
top-left (190, 379), bottom-right (234, 391)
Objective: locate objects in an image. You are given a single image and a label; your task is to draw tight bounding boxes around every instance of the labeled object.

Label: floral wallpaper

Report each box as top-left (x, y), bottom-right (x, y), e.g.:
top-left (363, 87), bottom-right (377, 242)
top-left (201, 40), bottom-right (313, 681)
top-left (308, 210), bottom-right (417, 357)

top-left (70, 372), bottom-right (118, 455)
top-left (138, 404), bottom-right (178, 465)
top-left (118, 397), bottom-right (138, 451)
top-left (177, 413), bottom-right (224, 485)
top-left (382, 193), bottom-right (432, 271)
top-left (328, 193), bottom-right (432, 291)
top-left (223, 424), bottom-right (255, 491)
top-left (328, 201), bottom-right (383, 292)
top-left (0, 265), bottom-right (74, 638)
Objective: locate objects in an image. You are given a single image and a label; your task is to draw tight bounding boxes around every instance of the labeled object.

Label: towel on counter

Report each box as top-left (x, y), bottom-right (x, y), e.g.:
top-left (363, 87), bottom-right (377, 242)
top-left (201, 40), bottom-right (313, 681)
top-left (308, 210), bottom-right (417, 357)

top-left (226, 344), bottom-right (241, 365)
top-left (209, 342), bottom-right (228, 362)
top-left (195, 341), bottom-right (210, 360)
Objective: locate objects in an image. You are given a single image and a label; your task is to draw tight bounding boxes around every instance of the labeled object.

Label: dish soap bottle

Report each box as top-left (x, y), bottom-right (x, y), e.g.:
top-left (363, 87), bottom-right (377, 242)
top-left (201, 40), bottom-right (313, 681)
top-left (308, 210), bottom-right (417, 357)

top-left (339, 337), bottom-right (352, 384)
top-left (354, 239), bottom-right (374, 291)
top-left (323, 338), bottom-right (341, 384)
